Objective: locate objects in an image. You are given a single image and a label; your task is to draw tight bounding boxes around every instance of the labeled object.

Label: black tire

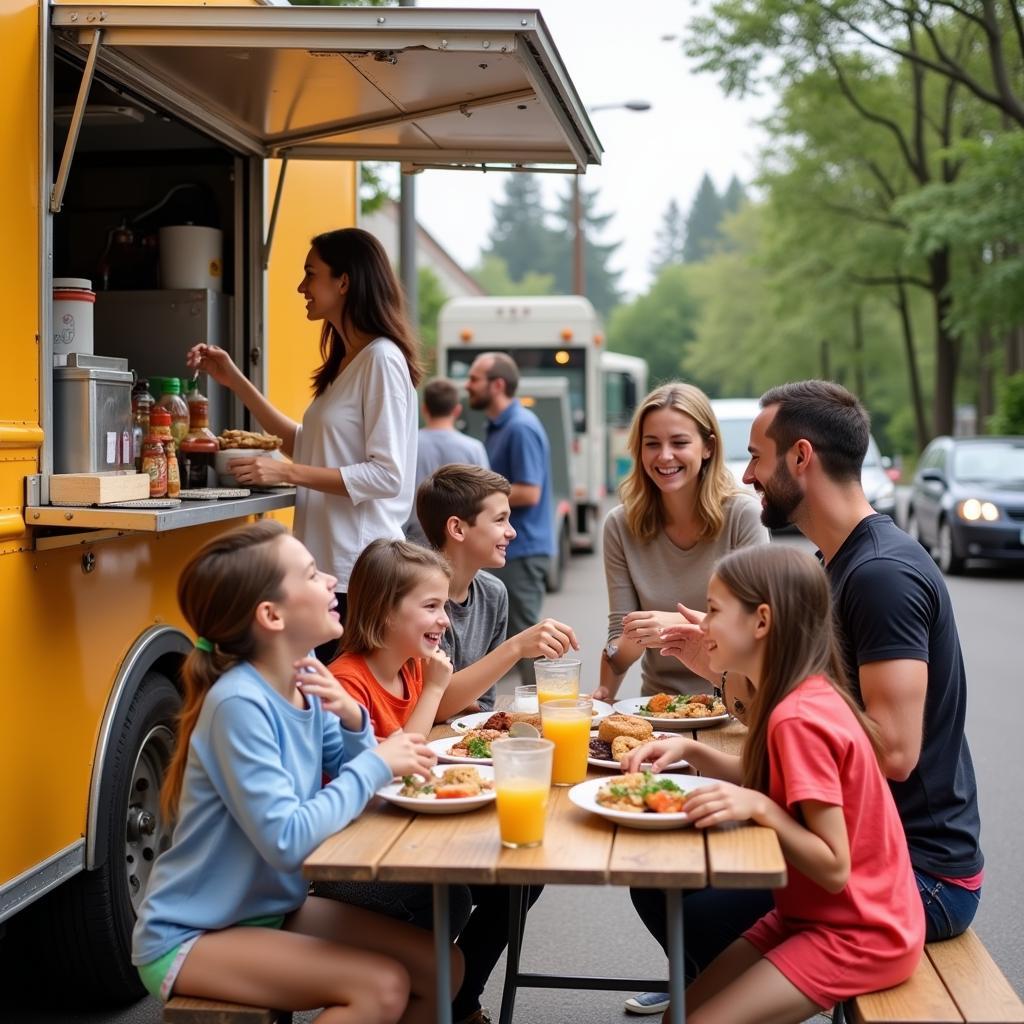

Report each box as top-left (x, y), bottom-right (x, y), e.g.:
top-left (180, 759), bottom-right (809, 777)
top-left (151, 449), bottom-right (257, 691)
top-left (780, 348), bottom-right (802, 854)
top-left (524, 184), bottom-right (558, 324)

top-left (937, 519), bottom-right (966, 575)
top-left (545, 519), bottom-right (571, 594)
top-left (6, 671), bottom-right (180, 1006)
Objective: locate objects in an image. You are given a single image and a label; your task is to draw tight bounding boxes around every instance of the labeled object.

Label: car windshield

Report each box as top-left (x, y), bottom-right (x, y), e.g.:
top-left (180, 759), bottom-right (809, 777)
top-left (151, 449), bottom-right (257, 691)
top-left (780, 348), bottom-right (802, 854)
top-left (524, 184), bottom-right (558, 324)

top-left (953, 443), bottom-right (1024, 484)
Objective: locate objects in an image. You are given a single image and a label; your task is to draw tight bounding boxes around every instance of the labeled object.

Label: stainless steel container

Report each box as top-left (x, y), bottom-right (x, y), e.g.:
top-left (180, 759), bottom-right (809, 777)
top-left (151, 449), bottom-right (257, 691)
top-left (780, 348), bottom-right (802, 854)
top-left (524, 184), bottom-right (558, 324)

top-left (53, 353), bottom-right (134, 474)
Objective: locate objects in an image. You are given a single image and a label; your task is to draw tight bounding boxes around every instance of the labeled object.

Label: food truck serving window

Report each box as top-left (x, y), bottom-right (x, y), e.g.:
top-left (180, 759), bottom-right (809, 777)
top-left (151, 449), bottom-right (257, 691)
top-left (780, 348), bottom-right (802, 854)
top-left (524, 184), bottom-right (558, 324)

top-left (50, 4), bottom-right (602, 169)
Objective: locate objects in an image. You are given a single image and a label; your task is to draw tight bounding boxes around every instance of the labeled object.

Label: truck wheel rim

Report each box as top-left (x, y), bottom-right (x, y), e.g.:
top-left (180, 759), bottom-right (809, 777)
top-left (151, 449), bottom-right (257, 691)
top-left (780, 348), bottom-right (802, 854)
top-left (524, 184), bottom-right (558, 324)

top-left (125, 724), bottom-right (175, 912)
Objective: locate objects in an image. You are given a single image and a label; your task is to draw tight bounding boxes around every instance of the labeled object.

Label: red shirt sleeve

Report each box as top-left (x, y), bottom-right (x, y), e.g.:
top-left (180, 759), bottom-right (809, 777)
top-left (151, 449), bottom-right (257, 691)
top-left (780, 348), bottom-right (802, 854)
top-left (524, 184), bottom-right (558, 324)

top-left (767, 714), bottom-right (846, 811)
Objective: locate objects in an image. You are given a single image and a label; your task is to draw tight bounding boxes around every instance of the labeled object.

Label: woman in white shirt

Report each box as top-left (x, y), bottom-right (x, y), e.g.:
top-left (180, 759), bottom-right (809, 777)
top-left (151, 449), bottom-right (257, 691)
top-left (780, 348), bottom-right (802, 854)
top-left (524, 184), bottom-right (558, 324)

top-left (188, 228), bottom-right (420, 649)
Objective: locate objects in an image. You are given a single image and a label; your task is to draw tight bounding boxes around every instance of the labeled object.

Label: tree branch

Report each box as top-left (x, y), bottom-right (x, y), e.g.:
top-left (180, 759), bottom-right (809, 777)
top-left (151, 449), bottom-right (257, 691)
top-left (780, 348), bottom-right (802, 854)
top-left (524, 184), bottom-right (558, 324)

top-left (917, 0), bottom-right (987, 31)
top-left (827, 51), bottom-right (923, 179)
top-left (980, 0), bottom-right (1024, 124)
top-left (847, 270), bottom-right (932, 290)
top-left (821, 199), bottom-right (908, 229)
top-left (863, 158), bottom-right (899, 202)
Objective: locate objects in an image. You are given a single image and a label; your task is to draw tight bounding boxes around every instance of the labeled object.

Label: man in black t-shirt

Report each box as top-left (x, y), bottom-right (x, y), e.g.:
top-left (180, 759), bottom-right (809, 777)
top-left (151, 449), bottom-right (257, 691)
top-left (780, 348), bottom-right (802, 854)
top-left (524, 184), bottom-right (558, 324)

top-left (628, 380), bottom-right (982, 1005)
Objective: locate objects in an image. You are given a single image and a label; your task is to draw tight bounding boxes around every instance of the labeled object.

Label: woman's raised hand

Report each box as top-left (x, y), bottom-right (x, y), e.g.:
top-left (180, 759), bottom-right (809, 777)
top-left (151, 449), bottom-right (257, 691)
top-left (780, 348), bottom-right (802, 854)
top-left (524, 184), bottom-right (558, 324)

top-left (294, 657), bottom-right (363, 731)
top-left (376, 730), bottom-right (437, 779)
top-left (621, 609), bottom-right (685, 649)
top-left (658, 603), bottom-right (714, 680)
top-left (186, 342), bottom-right (243, 389)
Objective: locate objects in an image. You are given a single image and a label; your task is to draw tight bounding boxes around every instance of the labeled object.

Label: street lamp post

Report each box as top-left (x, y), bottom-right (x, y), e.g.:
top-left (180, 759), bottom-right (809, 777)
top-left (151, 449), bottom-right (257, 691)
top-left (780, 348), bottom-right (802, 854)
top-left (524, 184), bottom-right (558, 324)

top-left (572, 100), bottom-right (651, 296)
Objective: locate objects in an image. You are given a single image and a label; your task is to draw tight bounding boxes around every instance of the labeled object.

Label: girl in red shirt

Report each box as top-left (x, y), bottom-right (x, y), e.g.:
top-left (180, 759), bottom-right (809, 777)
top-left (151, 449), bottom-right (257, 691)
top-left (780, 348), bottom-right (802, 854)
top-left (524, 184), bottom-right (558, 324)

top-left (625, 545), bottom-right (924, 1024)
top-left (329, 538), bottom-right (455, 738)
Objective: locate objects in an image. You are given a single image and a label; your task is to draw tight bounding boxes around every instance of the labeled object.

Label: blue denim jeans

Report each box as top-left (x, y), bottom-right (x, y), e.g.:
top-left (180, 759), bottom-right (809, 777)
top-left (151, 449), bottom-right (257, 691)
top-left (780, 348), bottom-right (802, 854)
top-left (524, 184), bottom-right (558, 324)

top-left (915, 869), bottom-right (981, 942)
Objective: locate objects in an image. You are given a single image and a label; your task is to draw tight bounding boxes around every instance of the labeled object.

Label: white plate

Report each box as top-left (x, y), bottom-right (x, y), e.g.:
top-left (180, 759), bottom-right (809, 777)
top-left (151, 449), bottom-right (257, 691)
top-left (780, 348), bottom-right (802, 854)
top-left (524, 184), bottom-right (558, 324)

top-left (612, 697), bottom-right (731, 730)
top-left (378, 765), bottom-right (496, 814)
top-left (586, 731), bottom-right (689, 772)
top-left (568, 774), bottom-right (724, 830)
top-left (449, 699), bottom-right (614, 733)
top-left (429, 735), bottom-right (495, 765)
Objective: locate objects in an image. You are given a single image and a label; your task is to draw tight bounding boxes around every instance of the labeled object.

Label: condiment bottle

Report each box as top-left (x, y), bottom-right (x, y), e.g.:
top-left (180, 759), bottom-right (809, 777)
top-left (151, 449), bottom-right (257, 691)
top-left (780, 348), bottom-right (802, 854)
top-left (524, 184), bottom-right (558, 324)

top-left (149, 407), bottom-right (172, 440)
top-left (180, 378), bottom-right (219, 488)
top-left (131, 378), bottom-right (154, 472)
top-left (141, 436), bottom-right (168, 497)
top-left (163, 437), bottom-right (181, 498)
top-left (154, 377), bottom-right (189, 446)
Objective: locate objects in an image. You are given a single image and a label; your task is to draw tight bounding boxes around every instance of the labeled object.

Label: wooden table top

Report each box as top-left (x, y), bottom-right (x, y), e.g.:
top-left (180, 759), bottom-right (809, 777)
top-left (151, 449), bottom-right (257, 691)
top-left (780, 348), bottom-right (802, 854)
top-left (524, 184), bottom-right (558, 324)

top-left (304, 708), bottom-right (785, 891)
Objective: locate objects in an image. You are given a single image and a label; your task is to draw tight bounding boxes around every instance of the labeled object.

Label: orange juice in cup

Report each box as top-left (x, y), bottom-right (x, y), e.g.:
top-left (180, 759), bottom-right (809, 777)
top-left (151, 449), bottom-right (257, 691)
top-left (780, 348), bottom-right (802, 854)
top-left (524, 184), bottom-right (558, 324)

top-left (491, 737), bottom-right (553, 849)
top-left (534, 658), bottom-right (581, 706)
top-left (541, 697), bottom-right (593, 786)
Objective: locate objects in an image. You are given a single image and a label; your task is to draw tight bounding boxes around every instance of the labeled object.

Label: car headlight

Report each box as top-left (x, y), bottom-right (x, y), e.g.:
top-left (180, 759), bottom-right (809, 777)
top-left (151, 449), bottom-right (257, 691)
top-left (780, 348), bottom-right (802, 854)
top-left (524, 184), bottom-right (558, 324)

top-left (957, 499), bottom-right (999, 522)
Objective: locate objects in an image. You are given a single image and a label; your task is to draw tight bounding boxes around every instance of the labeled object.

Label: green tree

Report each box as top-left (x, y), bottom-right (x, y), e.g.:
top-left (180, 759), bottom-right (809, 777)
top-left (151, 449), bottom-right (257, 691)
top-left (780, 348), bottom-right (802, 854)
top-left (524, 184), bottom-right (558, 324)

top-left (990, 373), bottom-right (1024, 434)
top-left (683, 173), bottom-right (724, 262)
top-left (721, 175), bottom-right (746, 215)
top-left (471, 255), bottom-right (555, 296)
top-left (417, 266), bottom-right (447, 375)
top-left (650, 198), bottom-right (687, 276)
top-left (607, 264), bottom-right (703, 387)
top-left (481, 174), bottom-right (559, 284)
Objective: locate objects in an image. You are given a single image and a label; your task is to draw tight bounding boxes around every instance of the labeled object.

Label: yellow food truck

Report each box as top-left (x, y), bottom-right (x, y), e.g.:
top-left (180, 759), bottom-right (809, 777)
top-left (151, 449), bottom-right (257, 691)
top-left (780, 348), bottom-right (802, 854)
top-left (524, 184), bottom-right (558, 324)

top-left (0, 0), bottom-right (599, 1002)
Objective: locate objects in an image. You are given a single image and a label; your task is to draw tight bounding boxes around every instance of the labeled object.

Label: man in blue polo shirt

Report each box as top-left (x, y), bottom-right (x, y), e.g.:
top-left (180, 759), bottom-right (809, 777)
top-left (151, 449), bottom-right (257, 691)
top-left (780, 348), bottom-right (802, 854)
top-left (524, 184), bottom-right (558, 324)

top-left (466, 352), bottom-right (555, 685)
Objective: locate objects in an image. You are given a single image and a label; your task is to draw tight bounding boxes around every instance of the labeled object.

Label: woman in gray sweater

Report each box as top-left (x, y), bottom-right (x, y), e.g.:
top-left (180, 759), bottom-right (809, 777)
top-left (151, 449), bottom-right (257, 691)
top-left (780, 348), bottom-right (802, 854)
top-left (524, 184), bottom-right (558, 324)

top-left (595, 382), bottom-right (769, 702)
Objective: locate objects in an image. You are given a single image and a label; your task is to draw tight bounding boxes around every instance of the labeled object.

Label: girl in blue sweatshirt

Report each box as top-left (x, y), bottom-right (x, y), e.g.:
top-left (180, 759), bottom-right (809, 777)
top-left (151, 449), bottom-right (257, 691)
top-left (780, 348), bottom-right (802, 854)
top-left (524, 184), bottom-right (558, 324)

top-left (132, 520), bottom-right (460, 1023)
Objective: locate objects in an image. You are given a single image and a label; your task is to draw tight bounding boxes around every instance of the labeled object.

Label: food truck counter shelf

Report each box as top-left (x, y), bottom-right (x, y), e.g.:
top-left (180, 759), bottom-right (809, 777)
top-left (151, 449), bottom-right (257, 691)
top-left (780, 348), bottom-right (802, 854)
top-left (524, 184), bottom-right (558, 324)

top-left (27, 489), bottom-right (296, 533)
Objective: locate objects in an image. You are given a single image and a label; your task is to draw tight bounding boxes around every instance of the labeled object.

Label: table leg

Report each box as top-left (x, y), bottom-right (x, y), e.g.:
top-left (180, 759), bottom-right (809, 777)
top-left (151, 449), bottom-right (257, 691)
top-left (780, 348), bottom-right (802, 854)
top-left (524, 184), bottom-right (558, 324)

top-left (433, 883), bottom-right (453, 1024)
top-left (666, 888), bottom-right (686, 1024)
top-left (498, 885), bottom-right (527, 1024)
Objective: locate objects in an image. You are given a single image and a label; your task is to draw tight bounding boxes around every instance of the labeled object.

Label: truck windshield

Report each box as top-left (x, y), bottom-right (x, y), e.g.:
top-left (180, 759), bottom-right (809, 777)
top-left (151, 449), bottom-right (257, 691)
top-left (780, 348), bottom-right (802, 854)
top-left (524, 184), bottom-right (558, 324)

top-left (447, 347), bottom-right (588, 432)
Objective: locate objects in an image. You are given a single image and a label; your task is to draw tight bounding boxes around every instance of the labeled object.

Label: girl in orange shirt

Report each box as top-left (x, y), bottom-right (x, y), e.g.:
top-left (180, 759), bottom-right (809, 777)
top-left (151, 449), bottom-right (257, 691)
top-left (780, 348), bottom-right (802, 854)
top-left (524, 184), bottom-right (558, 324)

top-left (329, 538), bottom-right (454, 738)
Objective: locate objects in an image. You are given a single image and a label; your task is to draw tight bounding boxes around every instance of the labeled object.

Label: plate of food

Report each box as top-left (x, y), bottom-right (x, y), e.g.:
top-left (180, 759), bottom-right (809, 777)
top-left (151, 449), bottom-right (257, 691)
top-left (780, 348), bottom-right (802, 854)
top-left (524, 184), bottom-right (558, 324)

top-left (449, 701), bottom-right (614, 734)
top-left (429, 731), bottom-right (507, 764)
top-left (378, 765), bottom-right (496, 814)
top-left (613, 694), bottom-right (730, 729)
top-left (587, 718), bottom-right (688, 772)
top-left (568, 772), bottom-right (724, 830)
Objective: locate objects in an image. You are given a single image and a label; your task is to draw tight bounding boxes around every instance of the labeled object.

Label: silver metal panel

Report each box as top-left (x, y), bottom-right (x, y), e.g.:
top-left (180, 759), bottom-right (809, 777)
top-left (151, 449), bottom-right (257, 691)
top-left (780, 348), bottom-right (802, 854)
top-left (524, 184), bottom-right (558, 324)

top-left (26, 488), bottom-right (296, 532)
top-left (0, 841), bottom-right (85, 923)
top-left (52, 363), bottom-right (134, 474)
top-left (49, 5), bottom-right (601, 169)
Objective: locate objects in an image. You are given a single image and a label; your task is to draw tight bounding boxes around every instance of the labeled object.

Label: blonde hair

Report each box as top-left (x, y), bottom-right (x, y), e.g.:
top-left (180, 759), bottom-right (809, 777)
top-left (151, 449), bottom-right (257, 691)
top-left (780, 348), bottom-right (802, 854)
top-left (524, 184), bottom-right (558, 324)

top-left (340, 539), bottom-right (452, 655)
top-left (620, 381), bottom-right (741, 543)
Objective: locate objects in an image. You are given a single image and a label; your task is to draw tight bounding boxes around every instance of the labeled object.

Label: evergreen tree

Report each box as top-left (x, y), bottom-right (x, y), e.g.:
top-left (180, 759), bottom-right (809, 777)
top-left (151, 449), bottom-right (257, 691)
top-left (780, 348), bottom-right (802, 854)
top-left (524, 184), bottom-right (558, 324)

top-left (650, 198), bottom-right (687, 276)
top-left (682, 173), bottom-right (724, 263)
top-left (481, 174), bottom-right (558, 284)
top-left (721, 176), bottom-right (746, 215)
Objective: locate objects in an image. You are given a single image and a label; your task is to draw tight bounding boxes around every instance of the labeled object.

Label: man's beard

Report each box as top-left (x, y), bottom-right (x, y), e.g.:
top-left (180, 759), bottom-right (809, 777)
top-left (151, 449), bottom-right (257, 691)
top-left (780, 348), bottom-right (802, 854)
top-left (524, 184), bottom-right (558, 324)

top-left (467, 392), bottom-right (489, 411)
top-left (758, 461), bottom-right (803, 530)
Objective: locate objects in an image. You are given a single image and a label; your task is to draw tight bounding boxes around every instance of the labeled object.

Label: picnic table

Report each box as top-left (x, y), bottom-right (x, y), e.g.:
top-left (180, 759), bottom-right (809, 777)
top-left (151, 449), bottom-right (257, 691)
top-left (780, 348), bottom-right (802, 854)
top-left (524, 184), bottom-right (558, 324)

top-left (303, 706), bottom-right (782, 1024)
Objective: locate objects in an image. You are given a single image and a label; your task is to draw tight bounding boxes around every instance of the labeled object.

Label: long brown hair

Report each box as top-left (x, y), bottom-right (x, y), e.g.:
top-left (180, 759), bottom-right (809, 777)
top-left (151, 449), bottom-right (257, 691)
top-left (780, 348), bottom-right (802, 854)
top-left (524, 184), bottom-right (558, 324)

top-left (309, 228), bottom-right (422, 396)
top-left (162, 520), bottom-right (288, 818)
top-left (620, 381), bottom-right (741, 543)
top-left (340, 538), bottom-right (452, 655)
top-left (711, 545), bottom-right (882, 793)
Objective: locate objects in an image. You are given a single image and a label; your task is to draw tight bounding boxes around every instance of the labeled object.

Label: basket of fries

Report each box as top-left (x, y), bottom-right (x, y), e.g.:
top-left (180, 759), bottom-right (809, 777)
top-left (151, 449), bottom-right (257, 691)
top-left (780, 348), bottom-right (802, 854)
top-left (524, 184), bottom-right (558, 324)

top-left (214, 430), bottom-right (285, 485)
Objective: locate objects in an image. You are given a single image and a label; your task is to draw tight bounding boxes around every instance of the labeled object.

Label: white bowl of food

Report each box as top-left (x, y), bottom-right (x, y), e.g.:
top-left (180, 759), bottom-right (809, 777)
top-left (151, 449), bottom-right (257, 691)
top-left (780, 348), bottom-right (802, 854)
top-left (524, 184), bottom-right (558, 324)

top-left (214, 447), bottom-right (283, 486)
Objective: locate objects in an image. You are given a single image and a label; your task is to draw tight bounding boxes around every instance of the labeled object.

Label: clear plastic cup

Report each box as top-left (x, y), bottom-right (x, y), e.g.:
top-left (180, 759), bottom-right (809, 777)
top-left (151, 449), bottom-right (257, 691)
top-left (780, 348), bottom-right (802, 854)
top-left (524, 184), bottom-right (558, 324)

top-left (540, 697), bottom-right (593, 786)
top-left (491, 737), bottom-right (553, 849)
top-left (514, 684), bottom-right (539, 713)
top-left (533, 658), bottom-right (582, 705)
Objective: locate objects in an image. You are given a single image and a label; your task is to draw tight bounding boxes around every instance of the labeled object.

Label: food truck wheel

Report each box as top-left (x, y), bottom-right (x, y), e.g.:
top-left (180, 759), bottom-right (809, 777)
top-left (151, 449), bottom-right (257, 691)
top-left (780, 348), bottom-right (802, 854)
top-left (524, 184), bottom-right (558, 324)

top-left (5, 671), bottom-right (181, 1005)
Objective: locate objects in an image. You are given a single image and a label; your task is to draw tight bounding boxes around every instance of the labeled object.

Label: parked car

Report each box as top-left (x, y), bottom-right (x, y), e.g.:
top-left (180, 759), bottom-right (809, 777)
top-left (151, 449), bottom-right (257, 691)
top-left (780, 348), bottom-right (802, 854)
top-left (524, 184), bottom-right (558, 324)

top-left (906, 435), bottom-right (1024, 574)
top-left (710, 398), bottom-right (896, 515)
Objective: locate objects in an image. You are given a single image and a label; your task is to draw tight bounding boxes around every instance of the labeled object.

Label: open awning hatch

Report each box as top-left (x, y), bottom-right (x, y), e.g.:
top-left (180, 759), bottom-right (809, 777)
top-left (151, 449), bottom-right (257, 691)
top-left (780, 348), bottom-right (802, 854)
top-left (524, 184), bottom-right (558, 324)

top-left (50, 4), bottom-right (602, 172)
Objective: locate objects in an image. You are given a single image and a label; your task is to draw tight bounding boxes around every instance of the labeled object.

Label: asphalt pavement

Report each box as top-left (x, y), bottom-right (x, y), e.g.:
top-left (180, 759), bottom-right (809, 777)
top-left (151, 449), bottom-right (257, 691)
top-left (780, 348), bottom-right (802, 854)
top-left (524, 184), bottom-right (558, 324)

top-left (8, 517), bottom-right (1022, 1023)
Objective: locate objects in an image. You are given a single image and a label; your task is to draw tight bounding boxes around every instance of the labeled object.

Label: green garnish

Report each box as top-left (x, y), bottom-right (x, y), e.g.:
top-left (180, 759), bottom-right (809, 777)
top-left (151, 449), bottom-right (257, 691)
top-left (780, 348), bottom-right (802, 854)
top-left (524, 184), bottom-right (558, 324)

top-left (466, 737), bottom-right (491, 758)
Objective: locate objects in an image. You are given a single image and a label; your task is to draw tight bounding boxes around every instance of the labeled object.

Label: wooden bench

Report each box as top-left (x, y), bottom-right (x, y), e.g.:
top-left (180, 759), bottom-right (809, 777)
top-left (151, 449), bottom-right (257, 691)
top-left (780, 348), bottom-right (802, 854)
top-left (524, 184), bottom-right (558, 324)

top-left (835, 929), bottom-right (1024, 1024)
top-left (164, 996), bottom-right (292, 1024)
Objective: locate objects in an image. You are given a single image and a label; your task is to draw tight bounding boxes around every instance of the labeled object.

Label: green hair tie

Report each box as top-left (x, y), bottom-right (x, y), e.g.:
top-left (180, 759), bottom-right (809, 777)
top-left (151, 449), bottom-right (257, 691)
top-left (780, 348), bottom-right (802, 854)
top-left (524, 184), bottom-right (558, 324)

top-left (194, 636), bottom-right (214, 653)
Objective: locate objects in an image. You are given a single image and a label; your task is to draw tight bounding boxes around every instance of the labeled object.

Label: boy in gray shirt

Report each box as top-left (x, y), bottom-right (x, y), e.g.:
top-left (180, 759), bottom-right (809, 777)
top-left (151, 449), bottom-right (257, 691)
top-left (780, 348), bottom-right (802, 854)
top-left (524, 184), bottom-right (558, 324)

top-left (416, 463), bottom-right (578, 713)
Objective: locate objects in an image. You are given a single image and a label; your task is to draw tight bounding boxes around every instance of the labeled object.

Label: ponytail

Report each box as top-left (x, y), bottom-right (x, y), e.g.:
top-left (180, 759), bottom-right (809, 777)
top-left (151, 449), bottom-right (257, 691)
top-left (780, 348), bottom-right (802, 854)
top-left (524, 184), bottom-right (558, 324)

top-left (161, 521), bottom-right (288, 819)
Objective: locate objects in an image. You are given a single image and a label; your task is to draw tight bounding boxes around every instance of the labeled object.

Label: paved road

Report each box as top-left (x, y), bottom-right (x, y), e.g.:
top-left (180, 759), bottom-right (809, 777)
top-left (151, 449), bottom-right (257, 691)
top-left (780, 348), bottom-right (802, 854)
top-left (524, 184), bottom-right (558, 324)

top-left (8, 525), bottom-right (1022, 1023)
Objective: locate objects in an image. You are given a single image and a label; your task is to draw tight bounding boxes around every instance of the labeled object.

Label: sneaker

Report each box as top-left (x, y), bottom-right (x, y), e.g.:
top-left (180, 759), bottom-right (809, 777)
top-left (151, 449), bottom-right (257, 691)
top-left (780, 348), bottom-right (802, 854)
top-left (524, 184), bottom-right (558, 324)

top-left (624, 991), bottom-right (671, 1015)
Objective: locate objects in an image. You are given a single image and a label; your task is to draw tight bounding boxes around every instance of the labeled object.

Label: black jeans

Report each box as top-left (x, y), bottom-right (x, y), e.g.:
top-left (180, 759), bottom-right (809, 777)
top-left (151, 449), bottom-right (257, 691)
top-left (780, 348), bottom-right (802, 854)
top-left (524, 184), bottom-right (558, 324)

top-left (313, 591), bottom-right (348, 664)
top-left (452, 884), bottom-right (544, 1019)
top-left (630, 886), bottom-right (774, 984)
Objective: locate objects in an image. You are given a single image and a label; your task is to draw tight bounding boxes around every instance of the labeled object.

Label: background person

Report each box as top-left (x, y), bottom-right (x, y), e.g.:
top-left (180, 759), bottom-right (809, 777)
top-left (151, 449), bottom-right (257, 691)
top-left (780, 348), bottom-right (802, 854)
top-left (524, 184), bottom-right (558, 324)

top-left (404, 378), bottom-right (489, 547)
top-left (188, 227), bottom-right (420, 660)
top-left (465, 353), bottom-right (555, 685)
top-left (131, 521), bottom-right (452, 1022)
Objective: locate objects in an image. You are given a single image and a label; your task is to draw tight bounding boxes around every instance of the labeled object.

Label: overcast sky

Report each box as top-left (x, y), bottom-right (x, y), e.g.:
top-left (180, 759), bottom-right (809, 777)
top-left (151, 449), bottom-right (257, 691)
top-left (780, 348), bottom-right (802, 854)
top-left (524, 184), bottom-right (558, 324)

top-left (406, 0), bottom-right (777, 299)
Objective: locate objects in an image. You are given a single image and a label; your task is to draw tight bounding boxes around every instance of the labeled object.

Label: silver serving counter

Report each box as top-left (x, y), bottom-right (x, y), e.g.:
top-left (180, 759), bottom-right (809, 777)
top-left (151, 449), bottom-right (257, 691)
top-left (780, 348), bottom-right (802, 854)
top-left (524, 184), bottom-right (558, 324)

top-left (26, 489), bottom-right (296, 533)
